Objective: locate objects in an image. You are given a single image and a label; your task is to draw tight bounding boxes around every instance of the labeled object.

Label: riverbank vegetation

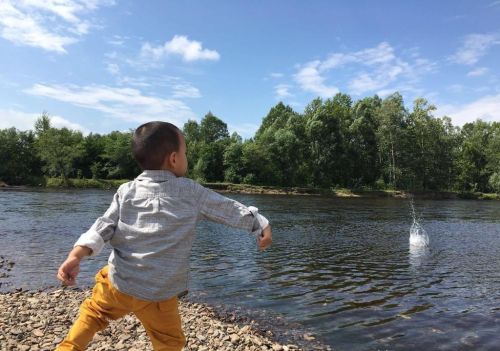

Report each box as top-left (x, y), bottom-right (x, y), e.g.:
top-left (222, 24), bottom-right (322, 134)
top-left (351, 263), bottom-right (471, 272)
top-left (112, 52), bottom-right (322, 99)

top-left (1, 92), bottom-right (499, 195)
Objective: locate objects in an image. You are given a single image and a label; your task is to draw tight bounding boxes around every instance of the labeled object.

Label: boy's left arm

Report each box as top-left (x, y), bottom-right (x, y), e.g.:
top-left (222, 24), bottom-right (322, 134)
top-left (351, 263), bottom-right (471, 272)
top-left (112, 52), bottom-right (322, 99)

top-left (196, 185), bottom-right (272, 250)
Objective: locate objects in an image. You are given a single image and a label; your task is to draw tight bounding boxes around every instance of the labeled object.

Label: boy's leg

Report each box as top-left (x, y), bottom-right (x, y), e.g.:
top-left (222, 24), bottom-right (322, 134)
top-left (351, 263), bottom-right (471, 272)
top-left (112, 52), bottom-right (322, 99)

top-left (134, 296), bottom-right (186, 351)
top-left (56, 266), bottom-right (131, 351)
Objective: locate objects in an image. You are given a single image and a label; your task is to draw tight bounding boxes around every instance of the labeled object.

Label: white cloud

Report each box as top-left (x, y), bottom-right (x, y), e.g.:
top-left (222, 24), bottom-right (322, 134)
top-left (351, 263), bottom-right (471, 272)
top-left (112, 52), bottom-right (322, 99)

top-left (269, 73), bottom-right (284, 79)
top-left (24, 83), bottom-right (196, 127)
top-left (108, 34), bottom-right (127, 46)
top-left (294, 61), bottom-right (338, 98)
top-left (106, 63), bottom-right (120, 76)
top-left (171, 83), bottom-right (201, 99)
top-left (467, 67), bottom-right (489, 77)
top-left (140, 35), bottom-right (220, 62)
top-left (320, 42), bottom-right (396, 70)
top-left (0, 0), bottom-right (114, 53)
top-left (450, 33), bottom-right (500, 65)
top-left (438, 94), bottom-right (500, 125)
top-left (111, 74), bottom-right (202, 99)
top-left (274, 84), bottom-right (292, 99)
top-left (0, 108), bottom-right (89, 134)
top-left (294, 42), bottom-right (435, 97)
top-left (50, 115), bottom-right (91, 133)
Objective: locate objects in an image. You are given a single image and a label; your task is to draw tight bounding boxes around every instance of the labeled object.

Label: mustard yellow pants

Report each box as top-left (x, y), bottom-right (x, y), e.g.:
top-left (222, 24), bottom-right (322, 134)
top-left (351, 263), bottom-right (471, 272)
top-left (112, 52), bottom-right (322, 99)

top-left (56, 266), bottom-right (186, 351)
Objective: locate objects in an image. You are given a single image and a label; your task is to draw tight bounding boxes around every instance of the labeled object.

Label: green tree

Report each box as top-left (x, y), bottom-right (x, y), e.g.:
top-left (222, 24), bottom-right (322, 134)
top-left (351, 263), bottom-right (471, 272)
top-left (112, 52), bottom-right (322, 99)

top-left (199, 112), bottom-right (230, 144)
top-left (454, 120), bottom-right (492, 192)
top-left (74, 133), bottom-right (106, 179)
top-left (304, 94), bottom-right (351, 187)
top-left (375, 93), bottom-right (408, 188)
top-left (255, 103), bottom-right (306, 186)
top-left (485, 122), bottom-right (500, 193)
top-left (101, 131), bottom-right (139, 179)
top-left (193, 112), bottom-right (230, 182)
top-left (349, 96), bottom-right (381, 186)
top-left (0, 128), bottom-right (42, 185)
top-left (183, 120), bottom-right (201, 177)
top-left (240, 140), bottom-right (276, 185)
top-left (35, 118), bottom-right (84, 184)
top-left (223, 133), bottom-right (244, 183)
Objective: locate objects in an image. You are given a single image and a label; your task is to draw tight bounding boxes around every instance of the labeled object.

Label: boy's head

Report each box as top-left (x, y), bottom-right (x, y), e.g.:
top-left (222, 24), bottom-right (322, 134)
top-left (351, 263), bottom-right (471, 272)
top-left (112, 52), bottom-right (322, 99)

top-left (132, 121), bottom-right (187, 177)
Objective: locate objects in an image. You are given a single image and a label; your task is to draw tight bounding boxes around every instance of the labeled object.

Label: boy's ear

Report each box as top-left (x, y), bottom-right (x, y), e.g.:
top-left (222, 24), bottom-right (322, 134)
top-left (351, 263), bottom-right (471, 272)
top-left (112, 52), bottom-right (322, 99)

top-left (169, 151), bottom-right (177, 167)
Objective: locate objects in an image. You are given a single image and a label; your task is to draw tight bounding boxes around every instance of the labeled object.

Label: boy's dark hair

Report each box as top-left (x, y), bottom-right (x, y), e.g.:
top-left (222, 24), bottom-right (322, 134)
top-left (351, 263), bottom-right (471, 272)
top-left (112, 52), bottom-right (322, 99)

top-left (132, 121), bottom-right (180, 170)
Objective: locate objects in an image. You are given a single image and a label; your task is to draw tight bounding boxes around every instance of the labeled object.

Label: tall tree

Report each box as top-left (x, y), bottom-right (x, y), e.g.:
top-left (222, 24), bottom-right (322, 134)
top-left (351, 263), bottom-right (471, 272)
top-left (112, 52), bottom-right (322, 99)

top-left (0, 128), bottom-right (42, 185)
top-left (193, 112), bottom-right (230, 182)
top-left (101, 131), bottom-right (139, 179)
top-left (349, 96), bottom-right (381, 186)
top-left (183, 120), bottom-right (201, 177)
top-left (304, 94), bottom-right (351, 187)
top-left (223, 132), bottom-right (244, 183)
top-left (454, 120), bottom-right (492, 192)
top-left (486, 122), bottom-right (500, 193)
top-left (35, 117), bottom-right (84, 184)
top-left (375, 93), bottom-right (408, 188)
top-left (255, 103), bottom-right (306, 186)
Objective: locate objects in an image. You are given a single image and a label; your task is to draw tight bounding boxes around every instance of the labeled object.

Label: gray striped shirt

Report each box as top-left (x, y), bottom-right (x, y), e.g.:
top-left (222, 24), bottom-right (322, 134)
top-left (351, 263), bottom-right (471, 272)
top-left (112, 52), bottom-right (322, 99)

top-left (74, 170), bottom-right (269, 301)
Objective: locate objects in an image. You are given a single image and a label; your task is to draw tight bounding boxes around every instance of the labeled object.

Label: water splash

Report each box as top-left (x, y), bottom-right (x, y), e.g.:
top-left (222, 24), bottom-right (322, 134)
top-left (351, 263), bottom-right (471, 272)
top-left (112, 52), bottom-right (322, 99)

top-left (409, 197), bottom-right (429, 248)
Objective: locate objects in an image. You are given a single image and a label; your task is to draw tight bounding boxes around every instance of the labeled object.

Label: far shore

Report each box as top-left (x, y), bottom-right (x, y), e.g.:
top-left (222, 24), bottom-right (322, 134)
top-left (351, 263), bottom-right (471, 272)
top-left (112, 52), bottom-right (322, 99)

top-left (0, 178), bottom-right (499, 200)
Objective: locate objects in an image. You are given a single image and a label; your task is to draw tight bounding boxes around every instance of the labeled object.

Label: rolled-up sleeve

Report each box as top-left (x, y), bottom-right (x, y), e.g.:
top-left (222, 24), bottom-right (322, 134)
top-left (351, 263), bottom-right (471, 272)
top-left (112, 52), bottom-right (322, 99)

top-left (196, 185), bottom-right (269, 235)
top-left (74, 191), bottom-right (120, 256)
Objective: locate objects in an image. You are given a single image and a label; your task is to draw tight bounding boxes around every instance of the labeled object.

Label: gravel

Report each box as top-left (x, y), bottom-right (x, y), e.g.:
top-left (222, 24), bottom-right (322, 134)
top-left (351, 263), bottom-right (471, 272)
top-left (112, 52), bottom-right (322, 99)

top-left (0, 288), bottom-right (315, 351)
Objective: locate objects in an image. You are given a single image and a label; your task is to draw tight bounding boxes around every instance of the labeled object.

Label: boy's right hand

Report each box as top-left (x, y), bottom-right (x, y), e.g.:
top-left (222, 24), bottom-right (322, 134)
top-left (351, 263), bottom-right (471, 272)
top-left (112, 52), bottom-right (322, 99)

top-left (57, 255), bottom-right (81, 286)
top-left (57, 245), bottom-right (91, 286)
top-left (258, 225), bottom-right (272, 251)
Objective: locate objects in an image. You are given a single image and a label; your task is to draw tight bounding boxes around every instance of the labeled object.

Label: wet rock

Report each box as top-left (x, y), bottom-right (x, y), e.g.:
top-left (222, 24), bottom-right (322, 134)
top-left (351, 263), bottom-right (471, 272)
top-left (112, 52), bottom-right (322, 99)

top-left (303, 333), bottom-right (316, 341)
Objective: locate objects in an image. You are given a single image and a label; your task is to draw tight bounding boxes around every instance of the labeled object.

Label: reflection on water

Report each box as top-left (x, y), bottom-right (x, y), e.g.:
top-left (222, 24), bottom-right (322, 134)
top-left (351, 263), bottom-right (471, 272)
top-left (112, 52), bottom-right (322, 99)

top-left (1, 189), bottom-right (500, 350)
top-left (409, 245), bottom-right (430, 269)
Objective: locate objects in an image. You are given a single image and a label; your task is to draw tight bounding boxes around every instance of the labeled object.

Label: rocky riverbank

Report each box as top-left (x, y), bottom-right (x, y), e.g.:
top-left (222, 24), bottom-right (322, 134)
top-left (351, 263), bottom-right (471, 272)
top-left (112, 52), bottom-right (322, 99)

top-left (0, 288), bottom-right (330, 351)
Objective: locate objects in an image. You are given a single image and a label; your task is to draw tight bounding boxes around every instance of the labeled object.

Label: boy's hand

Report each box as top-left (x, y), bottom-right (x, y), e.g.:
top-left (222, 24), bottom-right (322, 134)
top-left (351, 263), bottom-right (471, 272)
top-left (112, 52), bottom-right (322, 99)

top-left (258, 225), bottom-right (272, 251)
top-left (57, 246), bottom-right (91, 286)
top-left (57, 256), bottom-right (81, 286)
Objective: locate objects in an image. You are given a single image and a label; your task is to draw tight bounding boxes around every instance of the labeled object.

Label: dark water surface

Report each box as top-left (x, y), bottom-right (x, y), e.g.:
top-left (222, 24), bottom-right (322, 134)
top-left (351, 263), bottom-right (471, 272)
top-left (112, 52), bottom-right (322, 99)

top-left (1, 188), bottom-right (500, 350)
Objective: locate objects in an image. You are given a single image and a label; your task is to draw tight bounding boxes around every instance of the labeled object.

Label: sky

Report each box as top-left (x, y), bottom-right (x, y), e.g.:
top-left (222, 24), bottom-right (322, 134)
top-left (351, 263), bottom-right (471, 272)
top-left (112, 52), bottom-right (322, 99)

top-left (1, 0), bottom-right (500, 138)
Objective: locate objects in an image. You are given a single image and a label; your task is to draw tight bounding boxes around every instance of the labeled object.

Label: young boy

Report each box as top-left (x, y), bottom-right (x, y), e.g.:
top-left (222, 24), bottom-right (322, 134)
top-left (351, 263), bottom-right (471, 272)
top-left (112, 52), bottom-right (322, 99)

top-left (56, 121), bottom-right (272, 351)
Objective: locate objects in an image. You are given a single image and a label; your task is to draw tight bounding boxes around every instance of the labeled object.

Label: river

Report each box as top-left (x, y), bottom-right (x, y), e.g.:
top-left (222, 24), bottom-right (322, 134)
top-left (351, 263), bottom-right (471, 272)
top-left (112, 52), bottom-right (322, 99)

top-left (1, 188), bottom-right (499, 350)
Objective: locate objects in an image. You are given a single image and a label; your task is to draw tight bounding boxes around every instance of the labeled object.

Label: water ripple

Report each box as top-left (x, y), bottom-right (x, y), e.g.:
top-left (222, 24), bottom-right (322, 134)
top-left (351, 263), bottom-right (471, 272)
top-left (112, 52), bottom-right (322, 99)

top-left (1, 191), bottom-right (500, 350)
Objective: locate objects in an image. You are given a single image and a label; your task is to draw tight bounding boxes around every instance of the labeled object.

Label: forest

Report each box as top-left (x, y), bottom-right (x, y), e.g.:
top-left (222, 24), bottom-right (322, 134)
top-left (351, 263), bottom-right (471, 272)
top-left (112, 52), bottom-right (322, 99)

top-left (1, 92), bottom-right (499, 193)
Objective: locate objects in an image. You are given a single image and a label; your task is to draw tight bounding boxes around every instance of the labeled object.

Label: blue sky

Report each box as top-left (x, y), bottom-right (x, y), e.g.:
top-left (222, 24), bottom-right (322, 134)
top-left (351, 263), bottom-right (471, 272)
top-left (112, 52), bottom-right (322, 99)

top-left (1, 0), bottom-right (500, 138)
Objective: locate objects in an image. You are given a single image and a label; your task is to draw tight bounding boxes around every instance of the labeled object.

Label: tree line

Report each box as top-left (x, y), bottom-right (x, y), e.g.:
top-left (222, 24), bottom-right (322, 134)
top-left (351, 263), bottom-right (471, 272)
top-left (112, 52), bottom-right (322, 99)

top-left (1, 92), bottom-right (499, 193)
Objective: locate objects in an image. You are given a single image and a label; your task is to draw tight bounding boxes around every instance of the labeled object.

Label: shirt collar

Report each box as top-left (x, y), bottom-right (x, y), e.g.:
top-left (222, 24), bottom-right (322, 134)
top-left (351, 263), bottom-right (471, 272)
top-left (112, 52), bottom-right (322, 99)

top-left (136, 170), bottom-right (176, 181)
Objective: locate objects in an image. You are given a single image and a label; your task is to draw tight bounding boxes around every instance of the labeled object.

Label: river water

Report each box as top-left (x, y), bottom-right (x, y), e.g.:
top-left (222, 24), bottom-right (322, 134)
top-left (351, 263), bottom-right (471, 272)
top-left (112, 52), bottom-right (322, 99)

top-left (1, 188), bottom-right (500, 350)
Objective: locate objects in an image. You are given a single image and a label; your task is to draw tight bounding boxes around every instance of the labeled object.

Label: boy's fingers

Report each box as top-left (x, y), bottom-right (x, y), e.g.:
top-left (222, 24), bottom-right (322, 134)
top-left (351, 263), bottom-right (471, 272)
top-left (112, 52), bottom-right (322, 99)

top-left (57, 268), bottom-right (76, 285)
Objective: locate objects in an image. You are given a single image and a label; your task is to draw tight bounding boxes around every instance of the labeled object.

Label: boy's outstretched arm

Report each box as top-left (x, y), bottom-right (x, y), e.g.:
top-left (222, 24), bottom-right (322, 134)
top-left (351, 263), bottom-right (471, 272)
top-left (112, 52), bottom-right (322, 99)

top-left (57, 245), bottom-right (92, 286)
top-left (196, 184), bottom-right (272, 250)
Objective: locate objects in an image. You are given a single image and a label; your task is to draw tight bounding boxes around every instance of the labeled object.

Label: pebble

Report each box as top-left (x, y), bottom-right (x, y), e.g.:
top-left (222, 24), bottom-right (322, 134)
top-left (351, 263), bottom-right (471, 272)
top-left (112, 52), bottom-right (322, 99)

top-left (0, 289), bottom-right (310, 350)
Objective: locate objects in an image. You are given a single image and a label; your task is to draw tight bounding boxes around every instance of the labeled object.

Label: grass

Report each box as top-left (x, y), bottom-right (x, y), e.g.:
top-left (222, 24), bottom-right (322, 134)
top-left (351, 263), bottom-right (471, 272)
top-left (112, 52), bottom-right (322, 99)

top-left (457, 191), bottom-right (500, 200)
top-left (46, 178), bottom-right (128, 189)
